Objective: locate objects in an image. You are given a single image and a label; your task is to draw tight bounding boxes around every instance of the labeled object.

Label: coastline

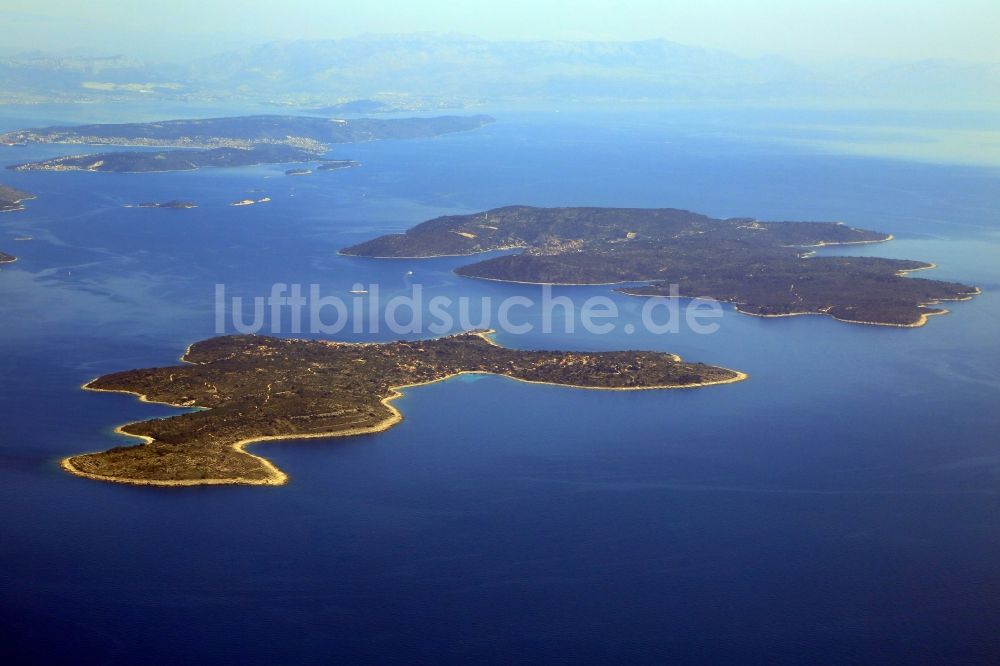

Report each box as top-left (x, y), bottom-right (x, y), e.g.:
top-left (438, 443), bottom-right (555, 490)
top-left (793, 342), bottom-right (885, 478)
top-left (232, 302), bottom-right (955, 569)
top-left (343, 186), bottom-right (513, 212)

top-left (613, 288), bottom-right (978, 328)
top-left (897, 262), bottom-right (936, 274)
top-left (793, 233), bottom-right (894, 249)
top-left (7, 115), bottom-right (494, 167)
top-left (830, 308), bottom-right (948, 328)
top-left (348, 230), bottom-right (978, 329)
top-left (456, 272), bottom-right (643, 287)
top-left (615, 255), bottom-right (981, 328)
top-left (347, 232), bottom-right (904, 286)
top-left (733, 305), bottom-right (939, 328)
top-left (337, 243), bottom-right (528, 260)
top-left (16, 157), bottom-right (315, 175)
top-left (0, 191), bottom-right (34, 212)
top-left (62, 333), bottom-right (746, 488)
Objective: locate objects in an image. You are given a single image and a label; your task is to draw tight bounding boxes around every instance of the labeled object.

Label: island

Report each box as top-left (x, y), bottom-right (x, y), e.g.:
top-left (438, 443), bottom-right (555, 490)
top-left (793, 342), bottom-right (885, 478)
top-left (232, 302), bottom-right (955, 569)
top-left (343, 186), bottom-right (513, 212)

top-left (131, 200), bottom-right (197, 209)
top-left (63, 331), bottom-right (745, 486)
top-left (341, 206), bottom-right (980, 328)
top-left (316, 159), bottom-right (359, 171)
top-left (285, 168), bottom-right (312, 176)
top-left (0, 251), bottom-right (15, 264)
top-left (9, 144), bottom-right (318, 173)
top-left (0, 183), bottom-right (34, 212)
top-left (0, 114), bottom-right (495, 149)
top-left (231, 196), bottom-right (270, 206)
top-left (2, 114), bottom-right (494, 173)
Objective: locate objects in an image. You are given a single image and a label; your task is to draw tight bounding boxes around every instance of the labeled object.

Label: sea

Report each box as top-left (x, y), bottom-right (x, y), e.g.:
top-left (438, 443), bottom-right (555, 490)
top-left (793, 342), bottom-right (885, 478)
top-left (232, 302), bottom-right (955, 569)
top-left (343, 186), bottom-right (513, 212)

top-left (1, 102), bottom-right (999, 664)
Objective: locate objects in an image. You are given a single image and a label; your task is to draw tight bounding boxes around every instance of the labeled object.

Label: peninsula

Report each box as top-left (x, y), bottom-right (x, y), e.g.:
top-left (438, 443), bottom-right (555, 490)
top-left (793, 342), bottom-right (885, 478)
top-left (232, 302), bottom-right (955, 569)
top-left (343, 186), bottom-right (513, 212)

top-left (2, 114), bottom-right (493, 173)
top-left (342, 206), bottom-right (979, 327)
top-left (64, 331), bottom-right (744, 486)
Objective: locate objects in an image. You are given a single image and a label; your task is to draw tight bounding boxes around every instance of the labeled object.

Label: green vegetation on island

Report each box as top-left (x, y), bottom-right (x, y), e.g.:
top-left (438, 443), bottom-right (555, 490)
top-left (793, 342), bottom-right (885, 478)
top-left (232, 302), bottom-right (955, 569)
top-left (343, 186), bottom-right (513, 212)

top-left (342, 206), bottom-right (979, 327)
top-left (64, 331), bottom-right (744, 486)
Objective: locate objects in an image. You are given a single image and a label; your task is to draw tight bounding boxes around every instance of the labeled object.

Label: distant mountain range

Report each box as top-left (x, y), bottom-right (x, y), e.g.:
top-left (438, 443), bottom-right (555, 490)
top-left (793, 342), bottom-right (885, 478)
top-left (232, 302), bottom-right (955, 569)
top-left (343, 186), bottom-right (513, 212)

top-left (2, 34), bottom-right (998, 109)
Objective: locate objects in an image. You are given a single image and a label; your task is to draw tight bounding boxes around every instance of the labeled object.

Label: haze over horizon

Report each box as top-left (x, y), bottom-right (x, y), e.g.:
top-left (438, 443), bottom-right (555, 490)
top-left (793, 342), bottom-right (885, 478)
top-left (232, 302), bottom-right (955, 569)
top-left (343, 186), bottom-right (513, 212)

top-left (3, 0), bottom-right (999, 64)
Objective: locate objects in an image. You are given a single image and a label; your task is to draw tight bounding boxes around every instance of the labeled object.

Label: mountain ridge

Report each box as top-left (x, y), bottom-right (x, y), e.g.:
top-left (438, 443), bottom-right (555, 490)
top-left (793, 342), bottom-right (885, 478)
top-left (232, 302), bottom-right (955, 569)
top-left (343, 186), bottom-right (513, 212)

top-left (2, 35), bottom-right (996, 109)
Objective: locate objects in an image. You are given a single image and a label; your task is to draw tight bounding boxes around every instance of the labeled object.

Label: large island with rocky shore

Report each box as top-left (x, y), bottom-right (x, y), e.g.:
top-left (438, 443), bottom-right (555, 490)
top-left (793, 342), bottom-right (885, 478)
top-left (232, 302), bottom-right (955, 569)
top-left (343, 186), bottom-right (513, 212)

top-left (10, 144), bottom-right (319, 173)
top-left (65, 331), bottom-right (745, 487)
top-left (3, 114), bottom-right (493, 173)
top-left (342, 206), bottom-right (979, 327)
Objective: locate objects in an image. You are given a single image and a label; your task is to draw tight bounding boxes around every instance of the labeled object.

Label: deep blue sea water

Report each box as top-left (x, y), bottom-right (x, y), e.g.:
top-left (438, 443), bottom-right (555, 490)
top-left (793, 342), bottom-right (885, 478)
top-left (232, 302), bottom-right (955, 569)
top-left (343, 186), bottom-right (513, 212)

top-left (1, 106), bottom-right (999, 664)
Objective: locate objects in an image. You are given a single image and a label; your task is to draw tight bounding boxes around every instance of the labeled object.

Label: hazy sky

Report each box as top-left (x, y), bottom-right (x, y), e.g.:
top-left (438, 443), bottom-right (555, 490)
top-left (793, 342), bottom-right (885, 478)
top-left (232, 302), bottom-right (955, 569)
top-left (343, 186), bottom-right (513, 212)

top-left (3, 0), bottom-right (999, 62)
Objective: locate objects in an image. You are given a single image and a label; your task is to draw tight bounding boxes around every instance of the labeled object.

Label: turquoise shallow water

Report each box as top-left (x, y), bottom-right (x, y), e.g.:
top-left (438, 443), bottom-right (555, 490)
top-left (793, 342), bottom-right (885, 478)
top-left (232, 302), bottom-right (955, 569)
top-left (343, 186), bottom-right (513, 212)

top-left (1, 107), bottom-right (999, 664)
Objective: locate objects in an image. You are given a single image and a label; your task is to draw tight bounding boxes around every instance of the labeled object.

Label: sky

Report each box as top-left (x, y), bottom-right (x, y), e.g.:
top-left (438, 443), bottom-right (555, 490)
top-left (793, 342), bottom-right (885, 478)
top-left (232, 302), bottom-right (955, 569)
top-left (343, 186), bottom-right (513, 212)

top-left (2, 0), bottom-right (999, 62)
